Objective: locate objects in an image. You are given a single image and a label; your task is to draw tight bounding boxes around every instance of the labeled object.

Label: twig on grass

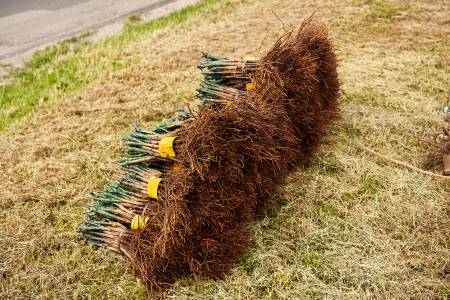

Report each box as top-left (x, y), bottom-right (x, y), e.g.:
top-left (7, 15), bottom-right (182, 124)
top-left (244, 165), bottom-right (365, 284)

top-left (357, 143), bottom-right (449, 179)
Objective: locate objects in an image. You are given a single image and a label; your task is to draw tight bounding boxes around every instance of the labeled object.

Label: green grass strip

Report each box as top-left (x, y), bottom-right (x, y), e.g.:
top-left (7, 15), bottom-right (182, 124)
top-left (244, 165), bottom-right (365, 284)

top-left (0, 0), bottom-right (223, 133)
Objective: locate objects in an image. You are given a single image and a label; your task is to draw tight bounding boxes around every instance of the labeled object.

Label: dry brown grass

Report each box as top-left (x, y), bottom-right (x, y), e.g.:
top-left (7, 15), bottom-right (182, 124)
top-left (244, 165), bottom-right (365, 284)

top-left (0, 0), bottom-right (449, 298)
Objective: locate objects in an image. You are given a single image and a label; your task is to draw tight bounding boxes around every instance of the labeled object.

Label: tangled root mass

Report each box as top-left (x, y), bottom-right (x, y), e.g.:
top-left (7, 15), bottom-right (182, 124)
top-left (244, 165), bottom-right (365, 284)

top-left (126, 19), bottom-right (340, 293)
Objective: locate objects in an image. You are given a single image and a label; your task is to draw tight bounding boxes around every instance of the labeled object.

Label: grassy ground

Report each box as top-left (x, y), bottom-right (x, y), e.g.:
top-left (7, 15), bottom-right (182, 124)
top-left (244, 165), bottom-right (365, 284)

top-left (0, 0), bottom-right (449, 299)
top-left (0, 0), bottom-right (221, 133)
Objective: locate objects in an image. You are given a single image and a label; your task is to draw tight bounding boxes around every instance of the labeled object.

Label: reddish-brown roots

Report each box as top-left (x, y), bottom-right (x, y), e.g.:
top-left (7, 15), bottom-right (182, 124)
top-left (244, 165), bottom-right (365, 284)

top-left (124, 19), bottom-right (340, 293)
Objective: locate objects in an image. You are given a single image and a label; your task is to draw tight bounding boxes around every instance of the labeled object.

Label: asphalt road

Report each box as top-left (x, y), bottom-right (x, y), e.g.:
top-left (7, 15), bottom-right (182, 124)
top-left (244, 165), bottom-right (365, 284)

top-left (0, 0), bottom-right (178, 62)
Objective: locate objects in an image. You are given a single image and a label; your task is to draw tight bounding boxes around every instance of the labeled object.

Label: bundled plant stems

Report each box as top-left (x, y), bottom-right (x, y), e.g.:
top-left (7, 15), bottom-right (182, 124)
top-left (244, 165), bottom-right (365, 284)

top-left (79, 111), bottom-right (192, 250)
top-left (79, 163), bottom-right (163, 251)
top-left (196, 52), bottom-right (259, 107)
top-left (121, 108), bottom-right (192, 166)
top-left (116, 19), bottom-right (340, 293)
top-left (197, 52), bottom-right (259, 88)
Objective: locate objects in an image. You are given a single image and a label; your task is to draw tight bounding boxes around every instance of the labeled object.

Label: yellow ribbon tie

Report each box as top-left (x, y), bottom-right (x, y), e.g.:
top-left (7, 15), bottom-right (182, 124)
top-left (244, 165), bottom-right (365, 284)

top-left (131, 215), bottom-right (149, 230)
top-left (147, 176), bottom-right (161, 199)
top-left (159, 136), bottom-right (176, 158)
top-left (246, 82), bottom-right (254, 91)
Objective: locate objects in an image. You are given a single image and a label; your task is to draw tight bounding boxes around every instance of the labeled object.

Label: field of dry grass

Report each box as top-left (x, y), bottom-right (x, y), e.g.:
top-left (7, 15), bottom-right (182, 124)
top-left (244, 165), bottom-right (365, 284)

top-left (0, 0), bottom-right (449, 298)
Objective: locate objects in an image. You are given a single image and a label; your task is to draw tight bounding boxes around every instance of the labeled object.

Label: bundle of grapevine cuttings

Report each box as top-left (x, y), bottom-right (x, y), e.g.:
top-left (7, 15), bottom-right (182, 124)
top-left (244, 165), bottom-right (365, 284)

top-left (196, 52), bottom-right (259, 107)
top-left (79, 53), bottom-right (260, 251)
top-left (78, 164), bottom-right (164, 252)
top-left (79, 110), bottom-right (189, 253)
top-left (120, 108), bottom-right (192, 166)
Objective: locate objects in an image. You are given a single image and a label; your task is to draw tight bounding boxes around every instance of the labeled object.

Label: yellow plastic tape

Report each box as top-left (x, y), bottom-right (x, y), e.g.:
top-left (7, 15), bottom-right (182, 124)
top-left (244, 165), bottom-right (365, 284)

top-left (173, 162), bottom-right (183, 172)
top-left (159, 136), bottom-right (176, 158)
top-left (131, 215), bottom-right (149, 230)
top-left (147, 176), bottom-right (161, 199)
top-left (246, 82), bottom-right (254, 91)
top-left (243, 55), bottom-right (259, 62)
